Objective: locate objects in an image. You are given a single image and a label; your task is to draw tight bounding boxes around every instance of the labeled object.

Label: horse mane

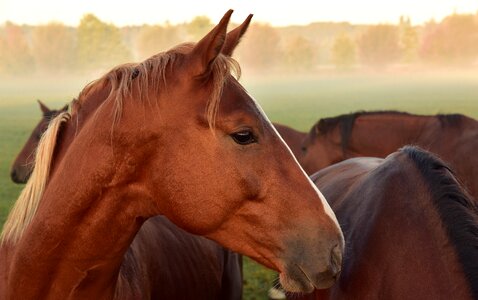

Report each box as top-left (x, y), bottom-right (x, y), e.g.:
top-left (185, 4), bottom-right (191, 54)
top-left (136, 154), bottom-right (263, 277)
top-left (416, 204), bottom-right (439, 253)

top-left (437, 113), bottom-right (465, 128)
top-left (401, 146), bottom-right (478, 298)
top-left (76, 43), bottom-right (240, 128)
top-left (1, 112), bottom-right (70, 245)
top-left (311, 110), bottom-right (466, 151)
top-left (1, 45), bottom-right (240, 246)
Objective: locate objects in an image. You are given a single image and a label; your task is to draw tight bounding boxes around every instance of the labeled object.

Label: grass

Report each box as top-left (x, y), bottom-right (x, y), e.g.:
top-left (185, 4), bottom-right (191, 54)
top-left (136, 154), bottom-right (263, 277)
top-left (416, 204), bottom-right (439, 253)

top-left (1, 72), bottom-right (477, 299)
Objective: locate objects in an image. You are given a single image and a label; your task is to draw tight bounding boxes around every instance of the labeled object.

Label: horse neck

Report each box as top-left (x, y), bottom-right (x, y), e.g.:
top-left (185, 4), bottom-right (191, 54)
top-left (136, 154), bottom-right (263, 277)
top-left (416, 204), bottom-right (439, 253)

top-left (6, 107), bottom-right (157, 299)
top-left (345, 114), bottom-right (432, 157)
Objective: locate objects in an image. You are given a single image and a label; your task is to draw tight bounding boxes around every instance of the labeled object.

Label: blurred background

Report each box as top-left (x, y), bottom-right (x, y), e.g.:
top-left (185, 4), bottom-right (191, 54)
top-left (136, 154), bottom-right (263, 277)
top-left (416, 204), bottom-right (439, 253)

top-left (1, 1), bottom-right (477, 299)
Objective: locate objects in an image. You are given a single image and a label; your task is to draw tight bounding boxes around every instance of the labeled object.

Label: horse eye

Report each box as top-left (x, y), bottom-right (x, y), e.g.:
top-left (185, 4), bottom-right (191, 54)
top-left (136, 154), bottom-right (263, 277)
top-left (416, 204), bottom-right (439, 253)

top-left (231, 130), bottom-right (256, 145)
top-left (301, 146), bottom-right (307, 152)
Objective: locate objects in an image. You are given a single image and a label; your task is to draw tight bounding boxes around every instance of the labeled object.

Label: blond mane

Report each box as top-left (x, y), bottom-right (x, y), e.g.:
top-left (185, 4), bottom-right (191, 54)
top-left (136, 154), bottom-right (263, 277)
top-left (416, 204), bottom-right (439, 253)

top-left (77, 44), bottom-right (240, 128)
top-left (1, 46), bottom-right (240, 246)
top-left (1, 112), bottom-right (70, 245)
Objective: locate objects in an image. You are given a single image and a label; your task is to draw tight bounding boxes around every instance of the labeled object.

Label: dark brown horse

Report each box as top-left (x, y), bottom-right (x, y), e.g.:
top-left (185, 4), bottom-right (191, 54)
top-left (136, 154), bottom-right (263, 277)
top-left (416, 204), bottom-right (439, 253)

top-left (10, 100), bottom-right (68, 183)
top-left (1, 11), bottom-right (343, 299)
top-left (291, 146), bottom-right (478, 299)
top-left (301, 111), bottom-right (478, 199)
top-left (272, 123), bottom-right (307, 160)
top-left (10, 104), bottom-right (243, 299)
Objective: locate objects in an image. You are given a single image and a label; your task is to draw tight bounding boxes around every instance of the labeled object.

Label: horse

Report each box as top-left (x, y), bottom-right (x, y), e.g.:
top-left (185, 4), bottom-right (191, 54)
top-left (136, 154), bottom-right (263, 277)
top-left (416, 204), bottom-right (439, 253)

top-left (289, 146), bottom-right (478, 299)
top-left (300, 111), bottom-right (478, 199)
top-left (10, 100), bottom-right (68, 184)
top-left (0, 10), bottom-right (344, 299)
top-left (272, 123), bottom-right (307, 160)
top-left (9, 104), bottom-right (243, 299)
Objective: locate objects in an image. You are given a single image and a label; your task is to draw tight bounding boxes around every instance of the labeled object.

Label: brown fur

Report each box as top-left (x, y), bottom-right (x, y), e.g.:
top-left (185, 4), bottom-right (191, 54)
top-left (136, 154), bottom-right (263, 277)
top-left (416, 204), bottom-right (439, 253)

top-left (1, 11), bottom-right (343, 299)
top-left (272, 123), bottom-right (307, 160)
top-left (301, 111), bottom-right (478, 201)
top-left (290, 146), bottom-right (478, 299)
top-left (9, 103), bottom-right (243, 300)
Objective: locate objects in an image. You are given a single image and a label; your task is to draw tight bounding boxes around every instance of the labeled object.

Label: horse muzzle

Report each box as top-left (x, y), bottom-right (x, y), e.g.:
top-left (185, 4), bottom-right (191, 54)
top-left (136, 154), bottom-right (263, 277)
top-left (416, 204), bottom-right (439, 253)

top-left (279, 243), bottom-right (343, 293)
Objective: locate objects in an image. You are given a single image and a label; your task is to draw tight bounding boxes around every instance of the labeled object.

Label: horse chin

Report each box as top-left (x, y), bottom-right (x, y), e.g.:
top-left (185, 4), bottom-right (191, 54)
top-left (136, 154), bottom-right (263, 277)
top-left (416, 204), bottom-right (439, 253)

top-left (279, 265), bottom-right (337, 293)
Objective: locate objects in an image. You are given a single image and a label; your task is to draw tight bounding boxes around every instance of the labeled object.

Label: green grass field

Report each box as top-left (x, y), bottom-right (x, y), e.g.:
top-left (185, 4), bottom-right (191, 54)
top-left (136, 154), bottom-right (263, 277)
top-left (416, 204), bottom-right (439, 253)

top-left (1, 72), bottom-right (477, 299)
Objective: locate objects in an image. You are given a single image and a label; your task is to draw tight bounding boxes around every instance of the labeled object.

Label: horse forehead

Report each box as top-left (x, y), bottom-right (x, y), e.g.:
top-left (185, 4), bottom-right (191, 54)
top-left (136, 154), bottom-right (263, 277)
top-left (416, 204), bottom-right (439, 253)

top-left (219, 80), bottom-right (259, 116)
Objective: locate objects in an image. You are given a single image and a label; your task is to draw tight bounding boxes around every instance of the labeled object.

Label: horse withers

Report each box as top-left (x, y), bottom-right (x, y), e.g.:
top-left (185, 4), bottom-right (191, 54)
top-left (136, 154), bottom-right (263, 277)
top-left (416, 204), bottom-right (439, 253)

top-left (300, 111), bottom-right (478, 200)
top-left (1, 11), bottom-right (343, 299)
top-left (290, 146), bottom-right (478, 299)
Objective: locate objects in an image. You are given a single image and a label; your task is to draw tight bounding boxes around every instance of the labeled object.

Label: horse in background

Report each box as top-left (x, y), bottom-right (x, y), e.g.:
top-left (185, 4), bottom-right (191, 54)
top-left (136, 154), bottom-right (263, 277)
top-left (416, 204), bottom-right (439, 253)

top-left (300, 111), bottom-right (478, 199)
top-left (1, 11), bottom-right (343, 299)
top-left (290, 146), bottom-right (478, 299)
top-left (9, 102), bottom-right (243, 299)
top-left (10, 100), bottom-right (68, 183)
top-left (272, 123), bottom-right (307, 160)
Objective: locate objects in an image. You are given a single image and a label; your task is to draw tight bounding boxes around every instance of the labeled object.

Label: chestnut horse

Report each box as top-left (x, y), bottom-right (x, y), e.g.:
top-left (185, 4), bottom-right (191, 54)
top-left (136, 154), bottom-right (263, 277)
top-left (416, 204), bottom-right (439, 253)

top-left (300, 111), bottom-right (478, 199)
top-left (10, 100), bottom-right (68, 184)
top-left (0, 11), bottom-right (343, 299)
top-left (291, 146), bottom-right (478, 299)
top-left (272, 123), bottom-right (307, 160)
top-left (9, 104), bottom-right (243, 299)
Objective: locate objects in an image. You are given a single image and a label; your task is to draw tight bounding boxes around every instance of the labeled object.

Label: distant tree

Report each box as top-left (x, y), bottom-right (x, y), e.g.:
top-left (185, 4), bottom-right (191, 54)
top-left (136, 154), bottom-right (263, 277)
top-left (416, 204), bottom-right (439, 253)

top-left (282, 36), bottom-right (316, 71)
top-left (77, 14), bottom-right (131, 71)
top-left (135, 24), bottom-right (181, 60)
top-left (0, 22), bottom-right (34, 75)
top-left (332, 33), bottom-right (356, 70)
top-left (31, 22), bottom-right (76, 72)
top-left (236, 23), bottom-right (282, 71)
top-left (420, 13), bottom-right (478, 65)
top-left (186, 16), bottom-right (213, 41)
top-left (358, 25), bottom-right (400, 68)
top-left (399, 16), bottom-right (418, 63)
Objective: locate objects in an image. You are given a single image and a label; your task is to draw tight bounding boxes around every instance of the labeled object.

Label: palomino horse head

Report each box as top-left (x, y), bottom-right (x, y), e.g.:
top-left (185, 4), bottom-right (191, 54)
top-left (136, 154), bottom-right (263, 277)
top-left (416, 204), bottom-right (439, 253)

top-left (2, 11), bottom-right (343, 294)
top-left (10, 100), bottom-right (68, 183)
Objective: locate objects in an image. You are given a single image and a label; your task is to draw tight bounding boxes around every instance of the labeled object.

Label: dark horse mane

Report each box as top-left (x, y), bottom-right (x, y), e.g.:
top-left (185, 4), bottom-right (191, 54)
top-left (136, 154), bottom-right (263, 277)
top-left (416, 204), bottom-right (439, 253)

top-left (401, 146), bottom-right (478, 298)
top-left (312, 110), bottom-right (466, 152)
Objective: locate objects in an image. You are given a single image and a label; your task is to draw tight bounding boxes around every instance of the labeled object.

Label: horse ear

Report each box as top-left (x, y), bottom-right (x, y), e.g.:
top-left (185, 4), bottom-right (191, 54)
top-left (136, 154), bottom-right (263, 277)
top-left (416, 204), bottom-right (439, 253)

top-left (60, 104), bottom-right (69, 112)
top-left (222, 14), bottom-right (253, 57)
top-left (190, 9), bottom-right (233, 76)
top-left (37, 100), bottom-right (50, 114)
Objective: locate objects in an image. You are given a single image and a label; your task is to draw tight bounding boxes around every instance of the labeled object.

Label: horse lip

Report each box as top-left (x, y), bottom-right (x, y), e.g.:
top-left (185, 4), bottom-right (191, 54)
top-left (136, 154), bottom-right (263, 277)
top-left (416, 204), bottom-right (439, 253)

top-left (278, 265), bottom-right (315, 293)
top-left (280, 263), bottom-right (339, 293)
top-left (296, 263), bottom-right (318, 289)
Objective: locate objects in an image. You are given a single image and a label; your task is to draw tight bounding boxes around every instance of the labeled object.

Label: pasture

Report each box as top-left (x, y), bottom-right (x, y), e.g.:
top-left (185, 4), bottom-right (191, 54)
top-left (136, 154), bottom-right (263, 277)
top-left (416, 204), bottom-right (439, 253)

top-left (1, 71), bottom-right (478, 299)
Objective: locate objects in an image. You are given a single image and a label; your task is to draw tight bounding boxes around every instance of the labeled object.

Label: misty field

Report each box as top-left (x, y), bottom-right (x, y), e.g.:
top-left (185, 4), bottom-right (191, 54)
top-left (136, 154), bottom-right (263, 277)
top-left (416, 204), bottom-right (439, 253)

top-left (1, 72), bottom-right (477, 299)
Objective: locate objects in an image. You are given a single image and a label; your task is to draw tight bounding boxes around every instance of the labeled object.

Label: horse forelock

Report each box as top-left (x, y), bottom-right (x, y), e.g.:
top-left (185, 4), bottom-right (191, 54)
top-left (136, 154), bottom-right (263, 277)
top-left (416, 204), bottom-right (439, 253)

top-left (1, 112), bottom-right (70, 245)
top-left (76, 44), bottom-right (241, 129)
top-left (400, 146), bottom-right (478, 298)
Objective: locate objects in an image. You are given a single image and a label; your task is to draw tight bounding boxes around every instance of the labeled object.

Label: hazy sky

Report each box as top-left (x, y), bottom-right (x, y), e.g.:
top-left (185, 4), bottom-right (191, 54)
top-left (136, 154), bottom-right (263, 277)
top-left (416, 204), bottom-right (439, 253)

top-left (0, 0), bottom-right (477, 26)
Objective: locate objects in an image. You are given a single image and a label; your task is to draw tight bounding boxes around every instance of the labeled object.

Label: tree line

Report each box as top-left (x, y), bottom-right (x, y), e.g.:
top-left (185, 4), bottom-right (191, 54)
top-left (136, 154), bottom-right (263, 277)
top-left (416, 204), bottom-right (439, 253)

top-left (0, 12), bottom-right (477, 76)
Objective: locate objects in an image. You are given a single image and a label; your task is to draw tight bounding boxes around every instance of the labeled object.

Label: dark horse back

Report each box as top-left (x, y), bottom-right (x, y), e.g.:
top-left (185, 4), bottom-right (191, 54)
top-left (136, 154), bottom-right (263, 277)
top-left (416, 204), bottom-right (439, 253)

top-left (296, 146), bottom-right (478, 300)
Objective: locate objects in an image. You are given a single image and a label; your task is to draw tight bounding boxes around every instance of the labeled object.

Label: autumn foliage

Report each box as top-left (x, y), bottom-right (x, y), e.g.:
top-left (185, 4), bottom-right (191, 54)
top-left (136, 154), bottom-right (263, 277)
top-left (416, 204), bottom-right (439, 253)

top-left (0, 12), bottom-right (477, 76)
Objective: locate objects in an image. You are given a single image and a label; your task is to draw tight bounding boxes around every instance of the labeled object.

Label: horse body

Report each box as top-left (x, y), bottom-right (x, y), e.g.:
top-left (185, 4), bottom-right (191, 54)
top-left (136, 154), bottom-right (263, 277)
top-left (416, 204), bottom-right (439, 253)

top-left (272, 123), bottom-right (307, 159)
top-left (116, 216), bottom-right (241, 300)
top-left (301, 111), bottom-right (478, 199)
top-left (291, 147), bottom-right (478, 299)
top-left (1, 11), bottom-right (343, 299)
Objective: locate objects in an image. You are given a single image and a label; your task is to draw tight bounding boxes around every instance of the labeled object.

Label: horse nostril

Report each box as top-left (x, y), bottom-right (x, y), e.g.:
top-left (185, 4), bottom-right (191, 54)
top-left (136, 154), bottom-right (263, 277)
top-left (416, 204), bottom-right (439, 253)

top-left (330, 244), bottom-right (342, 276)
